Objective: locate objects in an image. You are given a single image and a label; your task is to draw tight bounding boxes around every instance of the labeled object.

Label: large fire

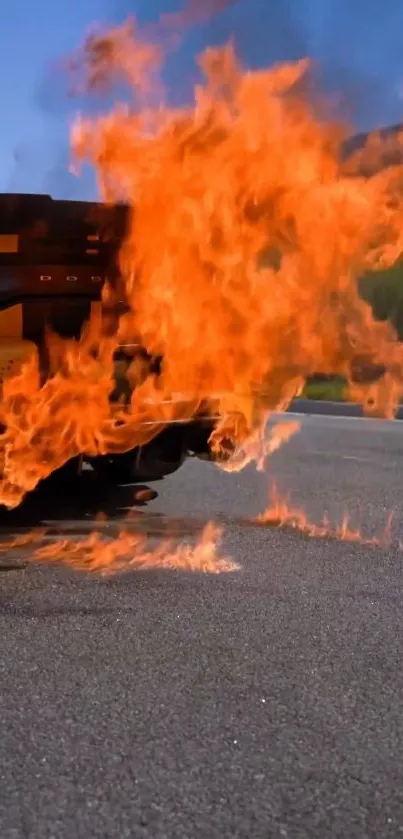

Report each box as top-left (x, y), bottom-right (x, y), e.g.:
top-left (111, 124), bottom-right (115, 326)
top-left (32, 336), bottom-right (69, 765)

top-left (1, 12), bottom-right (403, 570)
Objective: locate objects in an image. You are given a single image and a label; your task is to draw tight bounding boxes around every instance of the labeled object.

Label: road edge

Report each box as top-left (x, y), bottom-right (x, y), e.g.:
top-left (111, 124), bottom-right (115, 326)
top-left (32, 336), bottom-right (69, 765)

top-left (289, 399), bottom-right (403, 420)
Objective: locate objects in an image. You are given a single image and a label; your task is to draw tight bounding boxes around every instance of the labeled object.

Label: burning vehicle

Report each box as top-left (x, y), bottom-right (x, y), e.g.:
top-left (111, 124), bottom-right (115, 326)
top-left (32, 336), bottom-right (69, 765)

top-left (0, 192), bottom-right (231, 496)
top-left (1, 22), bottom-right (403, 513)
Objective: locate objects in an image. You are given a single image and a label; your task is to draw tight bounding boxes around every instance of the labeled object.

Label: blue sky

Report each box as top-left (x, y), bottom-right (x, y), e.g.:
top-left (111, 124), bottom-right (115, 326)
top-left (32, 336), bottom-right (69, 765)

top-left (1, 0), bottom-right (402, 198)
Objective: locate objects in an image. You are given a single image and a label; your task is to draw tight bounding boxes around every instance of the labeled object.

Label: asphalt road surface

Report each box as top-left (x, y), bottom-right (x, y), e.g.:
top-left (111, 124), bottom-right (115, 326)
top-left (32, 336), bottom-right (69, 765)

top-left (1, 413), bottom-right (403, 839)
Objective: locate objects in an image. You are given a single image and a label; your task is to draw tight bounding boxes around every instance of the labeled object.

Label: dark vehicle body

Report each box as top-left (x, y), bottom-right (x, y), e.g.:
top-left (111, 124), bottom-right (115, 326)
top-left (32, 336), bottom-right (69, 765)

top-left (0, 192), bottom-right (218, 486)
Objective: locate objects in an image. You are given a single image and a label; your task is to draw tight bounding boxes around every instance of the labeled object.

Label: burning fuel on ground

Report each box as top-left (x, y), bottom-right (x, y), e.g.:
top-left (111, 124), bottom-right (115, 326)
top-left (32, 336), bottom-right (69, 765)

top-left (2, 9), bottom-right (403, 571)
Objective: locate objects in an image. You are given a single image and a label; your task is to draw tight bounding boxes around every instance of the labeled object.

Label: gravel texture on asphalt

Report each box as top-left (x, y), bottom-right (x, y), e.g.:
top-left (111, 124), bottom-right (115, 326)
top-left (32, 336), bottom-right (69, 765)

top-left (1, 414), bottom-right (403, 839)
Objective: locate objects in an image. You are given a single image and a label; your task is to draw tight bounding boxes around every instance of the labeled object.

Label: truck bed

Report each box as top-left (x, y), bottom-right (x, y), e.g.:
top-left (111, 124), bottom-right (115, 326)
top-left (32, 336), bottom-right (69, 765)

top-left (0, 192), bottom-right (128, 308)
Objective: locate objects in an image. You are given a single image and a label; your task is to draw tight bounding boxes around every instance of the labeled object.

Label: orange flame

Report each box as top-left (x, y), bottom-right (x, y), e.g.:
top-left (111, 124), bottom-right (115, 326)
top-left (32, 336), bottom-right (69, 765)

top-left (217, 418), bottom-right (300, 472)
top-left (257, 483), bottom-right (394, 548)
top-left (31, 522), bottom-right (236, 576)
top-left (1, 17), bottom-right (403, 513)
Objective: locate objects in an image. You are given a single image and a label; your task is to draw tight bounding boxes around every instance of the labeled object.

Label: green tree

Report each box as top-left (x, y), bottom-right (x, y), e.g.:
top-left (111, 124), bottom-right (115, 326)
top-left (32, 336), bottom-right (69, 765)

top-left (359, 260), bottom-right (403, 340)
